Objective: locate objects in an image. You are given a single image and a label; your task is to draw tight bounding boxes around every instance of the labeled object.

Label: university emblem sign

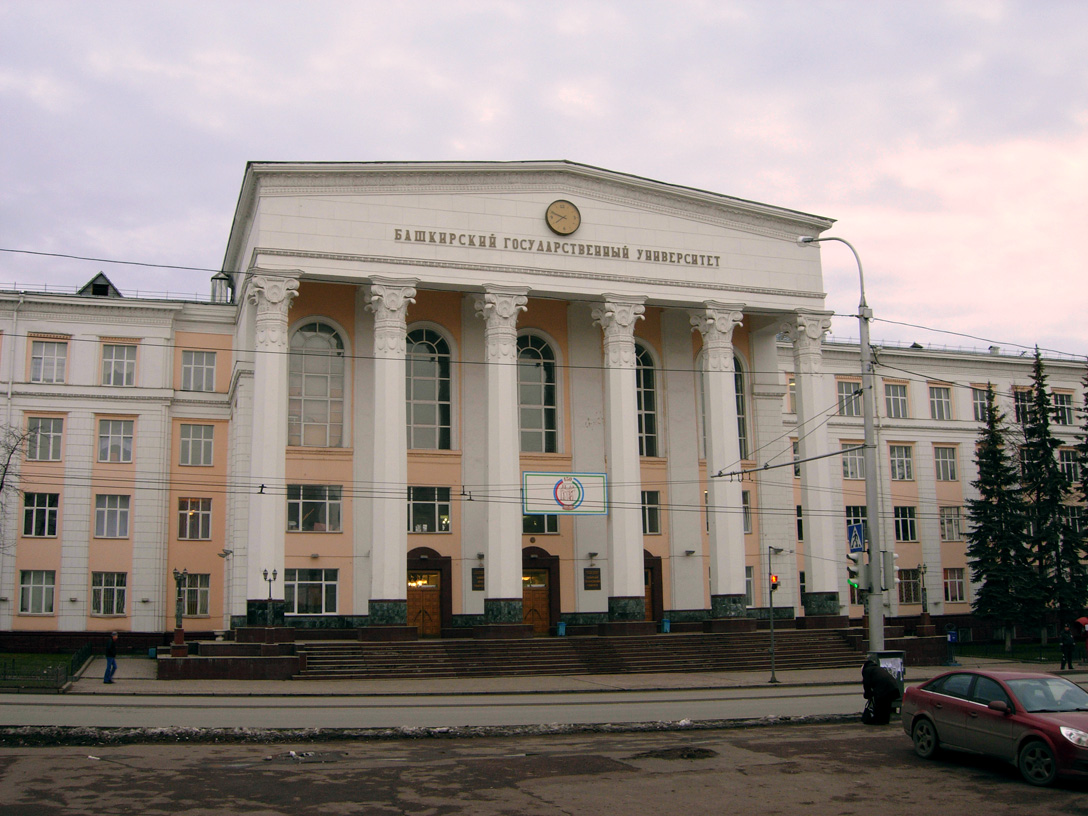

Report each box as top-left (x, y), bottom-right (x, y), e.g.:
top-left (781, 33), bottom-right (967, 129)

top-left (522, 472), bottom-right (608, 515)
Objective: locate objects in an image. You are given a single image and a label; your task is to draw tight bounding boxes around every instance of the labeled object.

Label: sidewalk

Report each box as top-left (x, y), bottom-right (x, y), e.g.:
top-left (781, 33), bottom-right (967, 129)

top-left (68, 655), bottom-right (1088, 697)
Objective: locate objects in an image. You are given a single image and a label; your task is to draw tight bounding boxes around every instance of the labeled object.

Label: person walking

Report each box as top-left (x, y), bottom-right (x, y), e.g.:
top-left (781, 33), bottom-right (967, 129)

top-left (103, 631), bottom-right (118, 684)
top-left (1060, 623), bottom-right (1075, 671)
top-left (862, 657), bottom-right (901, 725)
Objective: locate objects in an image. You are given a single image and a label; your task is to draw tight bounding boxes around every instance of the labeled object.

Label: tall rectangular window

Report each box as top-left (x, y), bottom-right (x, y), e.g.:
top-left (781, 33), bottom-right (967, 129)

top-left (841, 443), bottom-right (865, 480)
top-left (1013, 389), bottom-right (1032, 424)
top-left (102, 344), bottom-right (137, 386)
top-left (796, 505), bottom-right (804, 541)
top-left (19, 570), bottom-right (55, 614)
top-left (940, 506), bottom-right (963, 541)
top-left (741, 490), bottom-right (752, 534)
top-left (95, 495), bottom-right (130, 538)
top-left (180, 573), bottom-right (211, 616)
top-left (944, 568), bottom-right (966, 603)
top-left (745, 566), bottom-right (754, 607)
top-left (30, 340), bottom-right (67, 383)
top-left (894, 506), bottom-right (917, 542)
top-left (1054, 393), bottom-right (1074, 426)
top-left (1065, 506), bottom-right (1086, 535)
top-left (972, 387), bottom-right (989, 421)
top-left (178, 498), bottom-right (212, 540)
top-left (934, 446), bottom-right (958, 481)
top-left (641, 490), bottom-right (661, 535)
top-left (285, 568), bottom-right (338, 615)
top-left (181, 350), bottom-right (216, 392)
top-left (179, 424), bottom-right (214, 466)
top-left (899, 568), bottom-right (922, 604)
top-left (884, 383), bottom-right (908, 419)
top-left (889, 445), bottom-right (914, 481)
top-left (929, 386), bottom-right (952, 420)
top-left (1059, 449), bottom-right (1081, 483)
top-left (635, 344), bottom-right (659, 457)
top-left (287, 485), bottom-right (342, 532)
top-left (98, 419), bottom-right (133, 463)
top-left (837, 380), bottom-right (862, 417)
top-left (793, 440), bottom-right (800, 478)
top-left (523, 514), bottom-right (559, 534)
top-left (407, 486), bottom-right (451, 533)
top-left (22, 492), bottom-right (58, 537)
top-left (27, 417), bottom-right (63, 461)
top-left (787, 376), bottom-right (796, 414)
top-left (91, 572), bottom-right (126, 616)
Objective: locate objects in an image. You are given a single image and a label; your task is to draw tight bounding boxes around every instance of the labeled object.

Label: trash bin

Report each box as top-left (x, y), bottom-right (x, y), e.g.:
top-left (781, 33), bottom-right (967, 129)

top-left (556, 621), bottom-right (566, 637)
top-left (148, 647), bottom-right (158, 659)
top-left (661, 619), bottom-right (671, 633)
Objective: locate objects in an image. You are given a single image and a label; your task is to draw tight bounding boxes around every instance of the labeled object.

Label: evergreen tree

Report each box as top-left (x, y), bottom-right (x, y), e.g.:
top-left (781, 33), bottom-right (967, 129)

top-left (1019, 349), bottom-right (1086, 629)
top-left (966, 386), bottom-right (1035, 651)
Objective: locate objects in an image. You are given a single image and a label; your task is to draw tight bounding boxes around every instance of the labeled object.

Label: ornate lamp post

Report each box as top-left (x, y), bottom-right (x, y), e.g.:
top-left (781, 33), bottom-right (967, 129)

top-left (263, 569), bottom-right (277, 627)
top-left (171, 568), bottom-right (188, 657)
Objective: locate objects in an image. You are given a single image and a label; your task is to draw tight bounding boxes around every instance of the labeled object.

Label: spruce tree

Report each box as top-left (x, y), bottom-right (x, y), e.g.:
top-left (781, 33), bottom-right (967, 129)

top-left (966, 386), bottom-right (1034, 651)
top-left (1019, 349), bottom-right (1086, 629)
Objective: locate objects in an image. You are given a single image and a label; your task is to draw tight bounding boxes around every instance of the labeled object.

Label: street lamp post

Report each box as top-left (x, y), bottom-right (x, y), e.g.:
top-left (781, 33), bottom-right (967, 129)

top-left (171, 568), bottom-right (188, 657)
top-left (768, 546), bottom-right (784, 684)
top-left (798, 235), bottom-right (884, 652)
top-left (263, 569), bottom-right (277, 628)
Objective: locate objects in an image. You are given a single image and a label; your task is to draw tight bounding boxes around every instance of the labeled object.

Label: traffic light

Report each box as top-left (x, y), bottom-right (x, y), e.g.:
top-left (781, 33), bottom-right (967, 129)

top-left (847, 552), bottom-right (870, 592)
top-left (883, 551), bottom-right (900, 592)
top-left (770, 574), bottom-right (780, 592)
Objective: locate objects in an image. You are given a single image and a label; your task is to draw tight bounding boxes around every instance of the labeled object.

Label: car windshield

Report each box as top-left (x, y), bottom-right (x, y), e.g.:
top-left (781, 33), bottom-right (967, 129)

top-left (1006, 677), bottom-right (1088, 713)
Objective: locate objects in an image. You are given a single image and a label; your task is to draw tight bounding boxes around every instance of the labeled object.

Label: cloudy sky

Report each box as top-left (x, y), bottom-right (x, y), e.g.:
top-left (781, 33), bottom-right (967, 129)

top-left (1, 0), bottom-right (1085, 358)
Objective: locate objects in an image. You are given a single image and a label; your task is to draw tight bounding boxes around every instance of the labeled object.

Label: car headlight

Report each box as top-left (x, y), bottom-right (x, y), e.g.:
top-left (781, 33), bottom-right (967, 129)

top-left (1060, 727), bottom-right (1088, 747)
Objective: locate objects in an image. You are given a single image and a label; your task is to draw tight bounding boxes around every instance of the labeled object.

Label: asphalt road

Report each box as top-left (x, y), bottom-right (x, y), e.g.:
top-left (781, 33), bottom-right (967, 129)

top-left (0, 684), bottom-right (865, 729)
top-left (3, 722), bottom-right (1088, 815)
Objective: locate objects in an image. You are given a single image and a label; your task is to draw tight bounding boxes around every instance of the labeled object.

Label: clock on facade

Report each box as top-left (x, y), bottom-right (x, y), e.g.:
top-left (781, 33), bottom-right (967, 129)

top-left (545, 200), bottom-right (581, 235)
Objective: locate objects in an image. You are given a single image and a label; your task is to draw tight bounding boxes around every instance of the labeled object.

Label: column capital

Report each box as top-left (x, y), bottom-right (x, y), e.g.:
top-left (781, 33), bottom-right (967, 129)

top-left (691, 303), bottom-right (744, 351)
top-left (781, 311), bottom-right (833, 355)
top-left (247, 271), bottom-right (300, 350)
top-left (591, 295), bottom-right (646, 341)
top-left (474, 286), bottom-right (528, 362)
top-left (366, 277), bottom-right (418, 357)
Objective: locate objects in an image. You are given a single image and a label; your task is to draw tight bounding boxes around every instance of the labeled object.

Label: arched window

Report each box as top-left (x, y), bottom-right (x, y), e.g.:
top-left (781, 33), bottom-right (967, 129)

top-left (735, 357), bottom-right (749, 460)
top-left (517, 334), bottom-right (557, 453)
top-left (406, 328), bottom-right (451, 450)
top-left (636, 343), bottom-right (659, 457)
top-left (288, 322), bottom-right (345, 447)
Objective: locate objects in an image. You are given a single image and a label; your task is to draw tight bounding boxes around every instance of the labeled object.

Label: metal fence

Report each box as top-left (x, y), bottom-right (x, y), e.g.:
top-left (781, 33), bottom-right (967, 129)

top-left (0, 643), bottom-right (93, 691)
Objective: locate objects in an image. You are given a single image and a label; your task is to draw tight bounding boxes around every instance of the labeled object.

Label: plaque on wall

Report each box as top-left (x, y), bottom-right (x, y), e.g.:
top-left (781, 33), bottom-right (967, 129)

top-left (471, 568), bottom-right (485, 591)
top-left (583, 567), bottom-right (602, 591)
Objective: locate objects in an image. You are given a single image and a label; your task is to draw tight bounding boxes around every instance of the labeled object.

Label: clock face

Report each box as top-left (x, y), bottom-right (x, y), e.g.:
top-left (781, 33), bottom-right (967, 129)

top-left (546, 200), bottom-right (581, 235)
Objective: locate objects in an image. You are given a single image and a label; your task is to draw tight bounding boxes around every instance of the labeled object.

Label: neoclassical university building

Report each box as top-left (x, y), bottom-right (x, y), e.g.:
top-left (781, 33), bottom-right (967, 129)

top-left (1, 161), bottom-right (1083, 639)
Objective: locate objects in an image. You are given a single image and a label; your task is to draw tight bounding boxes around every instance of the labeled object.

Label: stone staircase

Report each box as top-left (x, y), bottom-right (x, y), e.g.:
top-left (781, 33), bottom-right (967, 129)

top-left (295, 629), bottom-right (864, 680)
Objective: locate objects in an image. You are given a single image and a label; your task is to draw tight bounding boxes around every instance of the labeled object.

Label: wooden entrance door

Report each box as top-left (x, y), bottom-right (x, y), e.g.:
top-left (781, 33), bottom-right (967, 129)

top-left (522, 569), bottom-right (550, 635)
top-left (644, 569), bottom-right (654, 621)
top-left (407, 570), bottom-right (441, 637)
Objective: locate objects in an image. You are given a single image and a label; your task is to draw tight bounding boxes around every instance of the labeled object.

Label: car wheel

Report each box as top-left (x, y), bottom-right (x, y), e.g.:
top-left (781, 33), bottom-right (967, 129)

top-left (1018, 739), bottom-right (1058, 786)
top-left (912, 718), bottom-right (939, 759)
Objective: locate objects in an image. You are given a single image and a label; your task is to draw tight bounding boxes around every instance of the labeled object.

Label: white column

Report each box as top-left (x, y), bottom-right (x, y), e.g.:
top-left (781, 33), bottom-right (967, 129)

top-left (783, 311), bottom-right (839, 607)
top-left (474, 286), bottom-right (528, 623)
top-left (691, 303), bottom-right (747, 615)
top-left (245, 272), bottom-right (299, 606)
top-left (592, 296), bottom-right (646, 619)
top-left (365, 277), bottom-right (417, 623)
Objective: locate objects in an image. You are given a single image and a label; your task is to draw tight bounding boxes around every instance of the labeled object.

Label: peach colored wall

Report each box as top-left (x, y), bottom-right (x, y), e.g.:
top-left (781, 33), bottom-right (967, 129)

top-left (173, 331), bottom-right (233, 392)
top-left (165, 418), bottom-right (231, 628)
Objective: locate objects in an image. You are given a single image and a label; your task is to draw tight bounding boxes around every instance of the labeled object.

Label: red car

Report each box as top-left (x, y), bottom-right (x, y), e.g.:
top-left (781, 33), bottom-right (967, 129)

top-left (901, 669), bottom-right (1088, 785)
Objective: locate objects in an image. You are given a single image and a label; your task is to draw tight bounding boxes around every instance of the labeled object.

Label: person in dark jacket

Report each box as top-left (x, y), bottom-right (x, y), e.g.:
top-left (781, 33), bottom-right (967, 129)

top-left (862, 658), bottom-right (901, 725)
top-left (103, 631), bottom-right (118, 684)
top-left (1060, 623), bottom-right (1075, 670)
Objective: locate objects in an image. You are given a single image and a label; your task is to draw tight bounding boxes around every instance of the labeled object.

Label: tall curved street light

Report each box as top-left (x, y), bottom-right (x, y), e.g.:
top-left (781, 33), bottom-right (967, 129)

top-left (798, 235), bottom-right (884, 652)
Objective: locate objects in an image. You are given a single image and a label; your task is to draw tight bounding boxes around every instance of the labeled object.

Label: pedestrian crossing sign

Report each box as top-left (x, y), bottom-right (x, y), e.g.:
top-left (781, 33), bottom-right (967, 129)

top-left (848, 523), bottom-right (865, 554)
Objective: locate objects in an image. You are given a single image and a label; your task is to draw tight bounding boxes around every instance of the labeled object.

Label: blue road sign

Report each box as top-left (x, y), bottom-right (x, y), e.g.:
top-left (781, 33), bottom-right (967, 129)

top-left (847, 523), bottom-right (865, 554)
